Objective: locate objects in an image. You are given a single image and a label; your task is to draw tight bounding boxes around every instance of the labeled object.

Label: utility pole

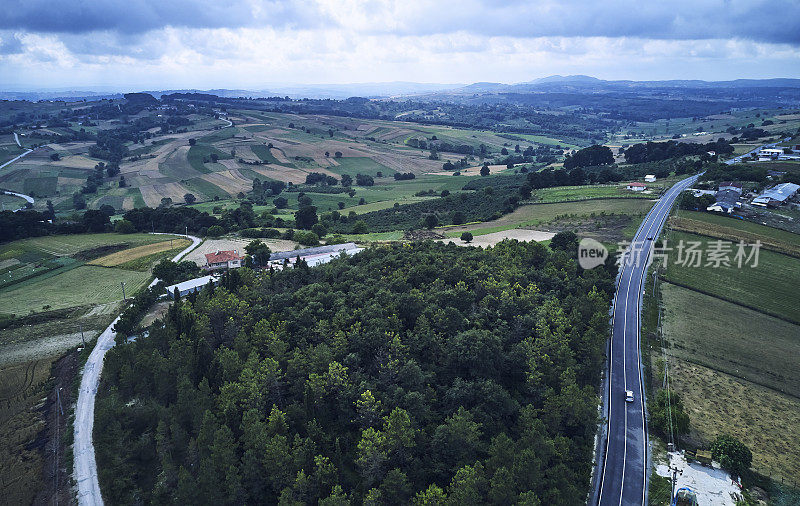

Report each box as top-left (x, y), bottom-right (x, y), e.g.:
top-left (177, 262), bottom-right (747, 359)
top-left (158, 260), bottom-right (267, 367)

top-left (121, 281), bottom-right (126, 301)
top-left (669, 464), bottom-right (683, 501)
top-left (56, 387), bottom-right (64, 416)
top-left (80, 322), bottom-right (85, 347)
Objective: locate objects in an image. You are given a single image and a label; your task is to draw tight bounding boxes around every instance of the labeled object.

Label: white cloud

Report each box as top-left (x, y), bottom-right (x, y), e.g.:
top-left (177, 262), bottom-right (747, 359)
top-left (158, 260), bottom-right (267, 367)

top-left (0, 13), bottom-right (799, 90)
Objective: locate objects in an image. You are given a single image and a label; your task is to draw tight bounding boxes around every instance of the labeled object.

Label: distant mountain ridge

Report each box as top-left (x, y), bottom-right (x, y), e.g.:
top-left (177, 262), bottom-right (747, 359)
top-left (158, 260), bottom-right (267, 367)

top-left (448, 75), bottom-right (800, 95)
top-left (2, 76), bottom-right (799, 102)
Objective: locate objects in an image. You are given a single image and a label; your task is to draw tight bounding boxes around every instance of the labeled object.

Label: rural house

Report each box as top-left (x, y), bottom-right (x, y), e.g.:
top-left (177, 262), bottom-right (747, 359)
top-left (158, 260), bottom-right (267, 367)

top-left (204, 250), bottom-right (243, 270)
top-left (707, 189), bottom-right (742, 214)
top-left (718, 181), bottom-right (743, 194)
top-left (626, 182), bottom-right (646, 192)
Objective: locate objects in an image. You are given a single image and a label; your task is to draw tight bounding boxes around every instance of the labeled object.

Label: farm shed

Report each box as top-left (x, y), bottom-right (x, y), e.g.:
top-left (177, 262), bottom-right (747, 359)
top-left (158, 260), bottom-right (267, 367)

top-left (269, 242), bottom-right (363, 268)
top-left (165, 275), bottom-right (218, 298)
top-left (752, 182), bottom-right (800, 207)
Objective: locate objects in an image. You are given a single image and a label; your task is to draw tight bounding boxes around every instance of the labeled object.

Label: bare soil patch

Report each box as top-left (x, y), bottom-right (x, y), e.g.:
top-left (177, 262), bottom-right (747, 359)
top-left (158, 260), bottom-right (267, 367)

top-left (438, 229), bottom-right (555, 248)
top-left (184, 237), bottom-right (299, 266)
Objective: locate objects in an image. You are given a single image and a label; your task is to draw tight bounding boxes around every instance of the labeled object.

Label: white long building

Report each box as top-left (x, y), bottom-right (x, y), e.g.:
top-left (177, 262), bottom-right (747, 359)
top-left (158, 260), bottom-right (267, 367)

top-left (269, 242), bottom-right (363, 268)
top-left (165, 275), bottom-right (218, 298)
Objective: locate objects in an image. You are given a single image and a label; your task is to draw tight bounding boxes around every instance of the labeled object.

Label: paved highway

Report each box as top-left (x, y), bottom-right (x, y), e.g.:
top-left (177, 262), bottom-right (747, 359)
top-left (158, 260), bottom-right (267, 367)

top-left (594, 174), bottom-right (699, 506)
top-left (724, 137), bottom-right (791, 165)
top-left (74, 234), bottom-right (201, 505)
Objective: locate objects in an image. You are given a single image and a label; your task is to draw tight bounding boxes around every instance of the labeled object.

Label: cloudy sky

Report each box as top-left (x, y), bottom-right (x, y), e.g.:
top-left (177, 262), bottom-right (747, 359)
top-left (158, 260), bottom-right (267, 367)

top-left (1, 0), bottom-right (799, 91)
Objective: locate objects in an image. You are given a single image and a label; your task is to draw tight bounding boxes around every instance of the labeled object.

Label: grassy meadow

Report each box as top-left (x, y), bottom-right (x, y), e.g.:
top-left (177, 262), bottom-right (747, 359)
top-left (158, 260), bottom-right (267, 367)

top-left (655, 207), bottom-right (800, 483)
top-left (444, 198), bottom-right (654, 237)
top-left (662, 231), bottom-right (800, 323)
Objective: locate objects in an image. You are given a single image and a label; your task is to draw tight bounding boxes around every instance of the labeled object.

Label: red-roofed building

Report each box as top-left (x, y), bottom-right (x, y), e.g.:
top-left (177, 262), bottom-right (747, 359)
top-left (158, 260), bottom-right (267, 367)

top-left (204, 250), bottom-right (243, 271)
top-left (626, 182), bottom-right (646, 192)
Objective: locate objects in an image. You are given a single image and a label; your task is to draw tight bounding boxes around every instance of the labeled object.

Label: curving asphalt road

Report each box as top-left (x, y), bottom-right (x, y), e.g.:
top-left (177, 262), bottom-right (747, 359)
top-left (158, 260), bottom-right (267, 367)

top-left (74, 234), bottom-right (201, 506)
top-left (594, 174), bottom-right (699, 506)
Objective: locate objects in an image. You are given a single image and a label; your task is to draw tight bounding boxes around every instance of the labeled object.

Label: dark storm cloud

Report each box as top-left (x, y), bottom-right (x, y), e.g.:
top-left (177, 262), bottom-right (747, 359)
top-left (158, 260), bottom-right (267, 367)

top-left (0, 0), bottom-right (798, 46)
top-left (0, 0), bottom-right (310, 34)
top-left (389, 0), bottom-right (800, 46)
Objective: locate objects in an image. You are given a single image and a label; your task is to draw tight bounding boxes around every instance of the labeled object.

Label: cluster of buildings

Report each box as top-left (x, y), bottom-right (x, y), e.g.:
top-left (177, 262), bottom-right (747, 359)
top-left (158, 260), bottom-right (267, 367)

top-left (756, 145), bottom-right (800, 162)
top-left (166, 243), bottom-right (363, 298)
top-left (266, 243), bottom-right (363, 268)
top-left (704, 181), bottom-right (799, 213)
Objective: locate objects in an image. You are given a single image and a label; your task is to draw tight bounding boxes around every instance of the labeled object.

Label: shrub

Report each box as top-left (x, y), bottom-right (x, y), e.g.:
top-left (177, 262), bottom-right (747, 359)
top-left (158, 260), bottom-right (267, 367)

top-left (207, 225), bottom-right (225, 237)
top-left (351, 220), bottom-right (369, 234)
top-left (711, 434), bottom-right (752, 478)
top-left (114, 219), bottom-right (136, 234)
top-left (293, 230), bottom-right (320, 246)
top-left (311, 223), bottom-right (328, 238)
top-left (460, 232), bottom-right (473, 243)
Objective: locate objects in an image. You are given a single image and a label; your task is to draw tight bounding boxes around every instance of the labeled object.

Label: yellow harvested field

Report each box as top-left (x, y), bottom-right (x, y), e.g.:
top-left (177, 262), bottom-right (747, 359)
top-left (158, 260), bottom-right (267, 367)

top-left (669, 360), bottom-right (800, 482)
top-left (89, 239), bottom-right (191, 267)
top-left (249, 164), bottom-right (339, 184)
top-left (50, 155), bottom-right (98, 169)
top-left (139, 182), bottom-right (190, 207)
top-left (270, 147), bottom-right (291, 164)
top-left (426, 163), bottom-right (516, 176)
top-left (200, 169), bottom-right (251, 195)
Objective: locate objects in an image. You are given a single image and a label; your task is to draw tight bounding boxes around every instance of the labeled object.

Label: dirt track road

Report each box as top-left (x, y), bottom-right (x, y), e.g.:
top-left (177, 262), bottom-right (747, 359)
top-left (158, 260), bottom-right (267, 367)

top-left (73, 234), bottom-right (201, 505)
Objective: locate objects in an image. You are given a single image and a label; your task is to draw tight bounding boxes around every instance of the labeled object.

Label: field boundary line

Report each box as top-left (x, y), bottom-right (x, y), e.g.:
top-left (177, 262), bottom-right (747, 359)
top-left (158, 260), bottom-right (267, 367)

top-left (657, 278), bottom-right (800, 326)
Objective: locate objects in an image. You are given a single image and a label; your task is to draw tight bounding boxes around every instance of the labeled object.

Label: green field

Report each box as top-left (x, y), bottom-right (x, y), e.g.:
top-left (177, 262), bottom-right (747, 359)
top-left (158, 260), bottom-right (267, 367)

top-left (180, 177), bottom-right (230, 200)
top-left (187, 144), bottom-right (233, 173)
top-left (0, 193), bottom-right (27, 210)
top-left (676, 211), bottom-right (800, 246)
top-left (159, 148), bottom-right (203, 179)
top-left (0, 233), bottom-right (182, 315)
top-left (0, 233), bottom-right (173, 259)
top-left (0, 144), bottom-right (25, 165)
top-left (22, 176), bottom-right (58, 197)
top-left (446, 198), bottom-right (654, 237)
top-left (662, 282), bottom-right (800, 397)
top-left (0, 265), bottom-right (151, 314)
top-left (663, 231), bottom-right (800, 323)
top-left (250, 144), bottom-right (284, 165)
top-left (661, 282), bottom-right (800, 481)
top-left (200, 127), bottom-right (239, 143)
top-left (534, 184), bottom-right (652, 203)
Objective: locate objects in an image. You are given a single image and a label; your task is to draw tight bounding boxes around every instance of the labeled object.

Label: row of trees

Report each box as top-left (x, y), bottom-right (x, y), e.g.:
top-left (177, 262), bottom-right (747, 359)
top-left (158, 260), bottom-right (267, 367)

top-left (624, 139), bottom-right (734, 164)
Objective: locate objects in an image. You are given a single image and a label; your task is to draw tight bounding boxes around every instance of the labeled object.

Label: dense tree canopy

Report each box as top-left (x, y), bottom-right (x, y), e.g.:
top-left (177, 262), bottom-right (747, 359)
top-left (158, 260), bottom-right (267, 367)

top-left (563, 145), bottom-right (614, 170)
top-left (96, 241), bottom-right (614, 504)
